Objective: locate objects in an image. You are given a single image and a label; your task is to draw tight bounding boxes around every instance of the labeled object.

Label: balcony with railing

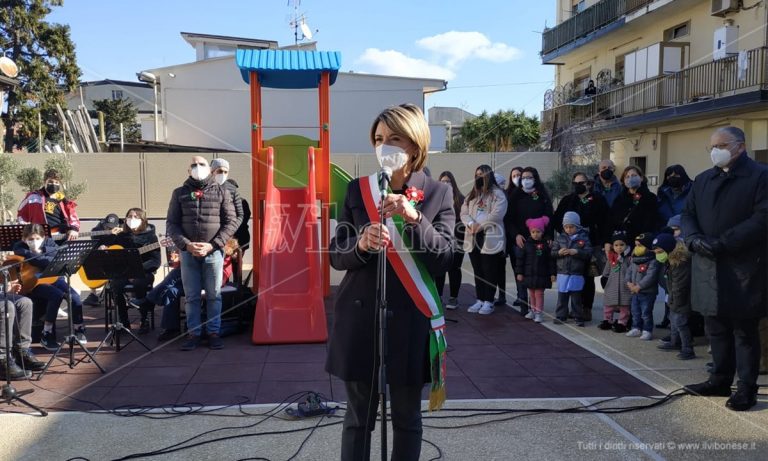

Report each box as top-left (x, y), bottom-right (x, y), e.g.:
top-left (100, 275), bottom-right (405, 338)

top-left (541, 0), bottom-right (656, 60)
top-left (540, 47), bottom-right (768, 140)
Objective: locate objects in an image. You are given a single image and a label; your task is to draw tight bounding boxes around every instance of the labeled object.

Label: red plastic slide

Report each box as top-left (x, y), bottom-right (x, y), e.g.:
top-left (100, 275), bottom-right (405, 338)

top-left (252, 147), bottom-right (327, 344)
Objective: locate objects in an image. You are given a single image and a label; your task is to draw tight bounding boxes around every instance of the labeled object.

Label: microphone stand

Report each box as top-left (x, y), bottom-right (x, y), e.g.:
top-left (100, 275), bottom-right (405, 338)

top-left (0, 263), bottom-right (47, 416)
top-left (375, 168), bottom-right (390, 461)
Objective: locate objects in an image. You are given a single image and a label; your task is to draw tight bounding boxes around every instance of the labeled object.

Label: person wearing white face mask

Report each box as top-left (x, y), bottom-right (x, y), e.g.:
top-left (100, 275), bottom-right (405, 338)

top-left (166, 156), bottom-right (238, 351)
top-left (327, 104), bottom-right (455, 460)
top-left (105, 208), bottom-right (162, 334)
top-left (503, 166), bottom-right (554, 314)
top-left (210, 158), bottom-right (250, 250)
top-left (12, 224), bottom-right (87, 350)
top-left (682, 126), bottom-right (767, 412)
top-left (608, 165), bottom-right (658, 245)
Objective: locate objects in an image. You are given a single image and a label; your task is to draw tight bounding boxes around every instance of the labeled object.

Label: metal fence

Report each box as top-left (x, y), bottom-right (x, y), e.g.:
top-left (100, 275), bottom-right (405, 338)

top-left (541, 47), bottom-right (768, 134)
top-left (542, 0), bottom-right (655, 56)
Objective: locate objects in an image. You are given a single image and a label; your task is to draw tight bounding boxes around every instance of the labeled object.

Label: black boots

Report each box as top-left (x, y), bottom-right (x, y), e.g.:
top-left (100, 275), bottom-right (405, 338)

top-left (0, 355), bottom-right (32, 380)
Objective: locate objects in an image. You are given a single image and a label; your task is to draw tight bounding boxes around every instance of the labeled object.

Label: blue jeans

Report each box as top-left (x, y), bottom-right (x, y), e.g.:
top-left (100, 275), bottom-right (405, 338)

top-left (146, 268), bottom-right (184, 330)
top-left (630, 292), bottom-right (656, 332)
top-left (180, 250), bottom-right (223, 336)
top-left (31, 277), bottom-right (83, 324)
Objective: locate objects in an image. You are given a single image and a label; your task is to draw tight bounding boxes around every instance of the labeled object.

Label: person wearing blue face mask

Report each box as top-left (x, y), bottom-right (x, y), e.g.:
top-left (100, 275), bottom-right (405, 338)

top-left (609, 165), bottom-right (658, 244)
top-left (682, 126), bottom-right (767, 412)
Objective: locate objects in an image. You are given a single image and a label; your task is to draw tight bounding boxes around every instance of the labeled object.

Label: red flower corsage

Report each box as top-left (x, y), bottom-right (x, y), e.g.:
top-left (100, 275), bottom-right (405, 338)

top-left (404, 186), bottom-right (424, 206)
top-left (580, 195), bottom-right (593, 205)
top-left (190, 190), bottom-right (204, 200)
top-left (632, 192), bottom-right (641, 205)
top-left (535, 242), bottom-right (544, 256)
top-left (638, 264), bottom-right (647, 273)
top-left (577, 240), bottom-right (585, 247)
top-left (530, 190), bottom-right (540, 201)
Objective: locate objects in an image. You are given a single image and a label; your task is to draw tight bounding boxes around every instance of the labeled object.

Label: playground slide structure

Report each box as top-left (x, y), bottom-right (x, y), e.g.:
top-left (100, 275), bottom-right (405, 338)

top-left (237, 49), bottom-right (343, 344)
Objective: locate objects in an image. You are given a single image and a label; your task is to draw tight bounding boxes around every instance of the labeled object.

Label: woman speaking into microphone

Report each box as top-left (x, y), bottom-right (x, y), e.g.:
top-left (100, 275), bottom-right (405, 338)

top-left (326, 104), bottom-right (455, 461)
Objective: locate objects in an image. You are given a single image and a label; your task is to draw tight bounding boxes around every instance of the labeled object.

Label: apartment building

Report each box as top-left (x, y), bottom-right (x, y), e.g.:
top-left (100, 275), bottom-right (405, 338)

top-left (540, 0), bottom-right (767, 182)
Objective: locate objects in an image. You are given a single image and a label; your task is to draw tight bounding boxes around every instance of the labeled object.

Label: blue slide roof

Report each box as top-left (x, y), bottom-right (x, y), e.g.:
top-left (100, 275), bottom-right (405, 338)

top-left (235, 49), bottom-right (341, 89)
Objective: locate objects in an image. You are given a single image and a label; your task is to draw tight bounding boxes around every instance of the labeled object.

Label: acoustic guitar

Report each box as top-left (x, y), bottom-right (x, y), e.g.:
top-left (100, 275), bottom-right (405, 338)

top-left (49, 227), bottom-right (122, 241)
top-left (77, 237), bottom-right (173, 289)
top-left (1, 255), bottom-right (60, 295)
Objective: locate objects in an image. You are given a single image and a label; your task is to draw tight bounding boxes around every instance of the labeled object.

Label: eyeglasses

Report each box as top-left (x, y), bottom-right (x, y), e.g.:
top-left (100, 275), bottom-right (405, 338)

top-left (707, 142), bottom-right (735, 152)
top-left (190, 162), bottom-right (207, 167)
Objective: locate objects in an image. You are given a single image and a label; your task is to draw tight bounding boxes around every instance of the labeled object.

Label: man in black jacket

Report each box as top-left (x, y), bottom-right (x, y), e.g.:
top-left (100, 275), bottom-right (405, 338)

top-left (166, 156), bottom-right (237, 351)
top-left (682, 126), bottom-right (767, 411)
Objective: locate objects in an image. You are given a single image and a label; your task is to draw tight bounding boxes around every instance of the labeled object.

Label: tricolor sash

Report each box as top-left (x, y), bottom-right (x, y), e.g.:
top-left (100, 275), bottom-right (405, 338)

top-left (359, 174), bottom-right (447, 411)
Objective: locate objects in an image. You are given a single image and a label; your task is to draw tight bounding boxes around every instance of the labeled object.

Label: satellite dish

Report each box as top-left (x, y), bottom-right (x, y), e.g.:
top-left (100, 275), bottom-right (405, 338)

top-left (0, 55), bottom-right (19, 78)
top-left (300, 20), bottom-right (313, 40)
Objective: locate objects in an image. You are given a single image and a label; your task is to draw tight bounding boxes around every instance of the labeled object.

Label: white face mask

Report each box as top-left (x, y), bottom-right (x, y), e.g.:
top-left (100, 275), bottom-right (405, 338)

top-left (214, 173), bottom-right (228, 185)
top-left (512, 177), bottom-right (520, 187)
top-left (25, 238), bottom-right (43, 251)
top-left (375, 144), bottom-right (409, 173)
top-left (126, 218), bottom-right (142, 230)
top-left (521, 178), bottom-right (535, 191)
top-left (710, 147), bottom-right (732, 168)
top-left (191, 165), bottom-right (211, 180)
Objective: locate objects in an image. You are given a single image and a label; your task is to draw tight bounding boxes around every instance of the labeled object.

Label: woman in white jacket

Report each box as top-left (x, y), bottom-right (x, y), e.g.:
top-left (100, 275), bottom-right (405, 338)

top-left (461, 164), bottom-right (508, 315)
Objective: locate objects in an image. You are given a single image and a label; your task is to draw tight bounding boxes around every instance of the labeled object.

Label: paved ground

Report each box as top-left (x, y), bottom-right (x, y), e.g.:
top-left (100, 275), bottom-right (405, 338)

top-left (1, 260), bottom-right (766, 460)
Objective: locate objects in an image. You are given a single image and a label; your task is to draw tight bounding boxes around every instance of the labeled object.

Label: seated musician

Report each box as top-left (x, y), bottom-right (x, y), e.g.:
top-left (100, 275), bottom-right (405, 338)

top-left (17, 169), bottom-right (80, 241)
top-left (12, 224), bottom-right (87, 350)
top-left (1, 277), bottom-right (45, 380)
top-left (102, 208), bottom-right (161, 333)
top-left (131, 238), bottom-right (238, 341)
top-left (83, 213), bottom-right (121, 307)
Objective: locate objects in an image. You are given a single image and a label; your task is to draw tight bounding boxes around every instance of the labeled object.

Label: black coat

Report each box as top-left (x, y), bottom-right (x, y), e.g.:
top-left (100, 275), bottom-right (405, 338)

top-left (326, 170), bottom-right (455, 385)
top-left (108, 224), bottom-right (162, 274)
top-left (682, 154), bottom-right (768, 319)
top-left (504, 188), bottom-right (554, 251)
top-left (553, 192), bottom-right (611, 246)
top-left (166, 175), bottom-right (237, 251)
top-left (551, 229), bottom-right (592, 275)
top-left (515, 239), bottom-right (555, 289)
top-left (609, 185), bottom-right (658, 243)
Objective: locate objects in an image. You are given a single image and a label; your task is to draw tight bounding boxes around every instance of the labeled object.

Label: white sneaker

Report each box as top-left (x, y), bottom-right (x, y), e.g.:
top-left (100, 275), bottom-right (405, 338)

top-left (626, 328), bottom-right (642, 337)
top-left (534, 312), bottom-right (543, 323)
top-left (57, 308), bottom-right (68, 319)
top-left (478, 301), bottom-right (495, 315)
top-left (524, 311), bottom-right (534, 320)
top-left (467, 300), bottom-right (483, 313)
top-left (640, 331), bottom-right (653, 341)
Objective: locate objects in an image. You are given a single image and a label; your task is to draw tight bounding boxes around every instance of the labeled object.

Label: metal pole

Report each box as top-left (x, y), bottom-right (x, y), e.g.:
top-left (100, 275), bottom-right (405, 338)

top-left (120, 122), bottom-right (124, 152)
top-left (98, 111), bottom-right (106, 143)
top-left (153, 83), bottom-right (159, 142)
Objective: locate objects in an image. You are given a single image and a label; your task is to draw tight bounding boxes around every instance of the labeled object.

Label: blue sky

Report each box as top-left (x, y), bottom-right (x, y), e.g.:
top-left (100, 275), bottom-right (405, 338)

top-left (49, 0), bottom-right (556, 118)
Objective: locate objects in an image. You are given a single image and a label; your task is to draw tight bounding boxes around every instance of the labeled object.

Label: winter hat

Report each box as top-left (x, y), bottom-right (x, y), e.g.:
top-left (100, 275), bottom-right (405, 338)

top-left (635, 232), bottom-right (655, 249)
top-left (562, 211), bottom-right (581, 227)
top-left (103, 213), bottom-right (120, 230)
top-left (611, 230), bottom-right (628, 244)
top-left (494, 173), bottom-right (507, 189)
top-left (211, 158), bottom-right (230, 171)
top-left (526, 216), bottom-right (550, 232)
top-left (652, 233), bottom-right (677, 253)
top-left (666, 214), bottom-right (681, 229)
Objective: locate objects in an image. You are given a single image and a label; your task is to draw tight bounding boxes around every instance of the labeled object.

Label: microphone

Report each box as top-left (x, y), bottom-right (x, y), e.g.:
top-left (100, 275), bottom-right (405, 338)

top-left (379, 166), bottom-right (392, 195)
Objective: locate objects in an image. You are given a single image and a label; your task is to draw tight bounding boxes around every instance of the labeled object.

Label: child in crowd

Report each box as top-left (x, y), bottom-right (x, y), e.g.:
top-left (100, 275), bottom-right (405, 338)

top-left (653, 233), bottom-right (695, 359)
top-left (515, 216), bottom-right (556, 323)
top-left (599, 231), bottom-right (632, 333)
top-left (625, 233), bottom-right (662, 340)
top-left (551, 211), bottom-right (592, 326)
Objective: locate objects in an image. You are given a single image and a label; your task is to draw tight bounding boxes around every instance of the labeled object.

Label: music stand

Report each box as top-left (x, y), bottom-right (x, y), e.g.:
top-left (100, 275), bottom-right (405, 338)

top-left (0, 224), bottom-right (27, 251)
top-left (83, 249), bottom-right (151, 354)
top-left (37, 239), bottom-right (105, 379)
top-left (0, 226), bottom-right (47, 416)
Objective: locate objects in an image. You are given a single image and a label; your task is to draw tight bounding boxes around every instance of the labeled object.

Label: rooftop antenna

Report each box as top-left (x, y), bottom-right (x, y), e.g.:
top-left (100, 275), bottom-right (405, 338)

top-left (288, 0), bottom-right (317, 45)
